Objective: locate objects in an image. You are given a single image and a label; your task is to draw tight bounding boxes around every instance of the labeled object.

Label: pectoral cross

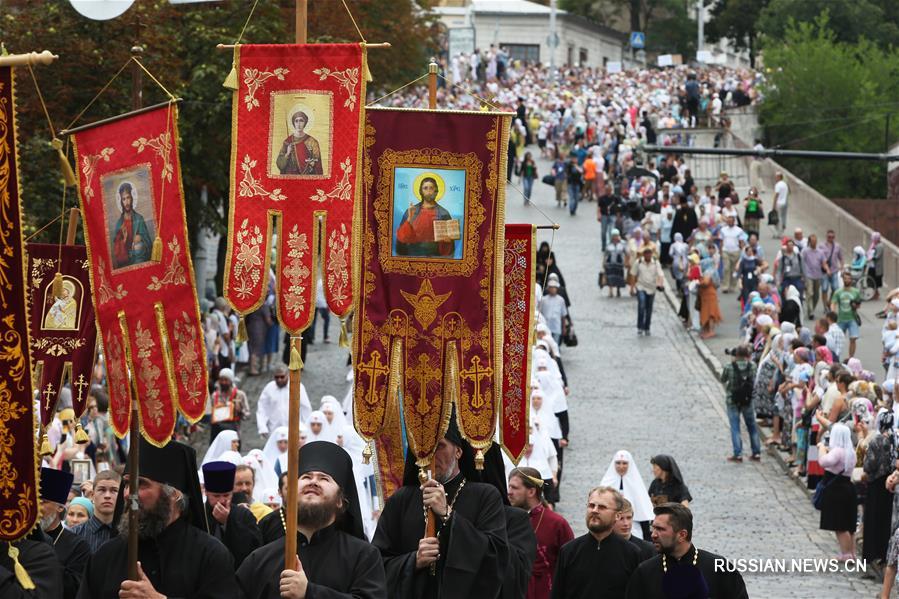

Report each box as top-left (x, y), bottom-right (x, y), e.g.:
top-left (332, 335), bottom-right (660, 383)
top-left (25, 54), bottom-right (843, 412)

top-left (460, 356), bottom-right (493, 410)
top-left (358, 351), bottom-right (389, 406)
top-left (73, 374), bottom-right (89, 403)
top-left (407, 354), bottom-right (441, 414)
top-left (42, 383), bottom-right (57, 411)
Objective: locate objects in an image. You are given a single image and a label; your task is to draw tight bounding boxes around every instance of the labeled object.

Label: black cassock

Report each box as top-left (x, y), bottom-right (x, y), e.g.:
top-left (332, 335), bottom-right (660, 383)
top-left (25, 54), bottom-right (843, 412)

top-left (236, 522), bottom-right (386, 599)
top-left (0, 535), bottom-right (62, 598)
top-left (502, 506), bottom-right (537, 599)
top-left (628, 534), bottom-right (657, 563)
top-left (625, 546), bottom-right (748, 599)
top-left (372, 477), bottom-right (509, 599)
top-left (205, 502), bottom-right (263, 567)
top-left (258, 507), bottom-right (286, 545)
top-left (46, 525), bottom-right (91, 599)
top-left (76, 517), bottom-right (238, 599)
top-left (551, 533), bottom-right (641, 599)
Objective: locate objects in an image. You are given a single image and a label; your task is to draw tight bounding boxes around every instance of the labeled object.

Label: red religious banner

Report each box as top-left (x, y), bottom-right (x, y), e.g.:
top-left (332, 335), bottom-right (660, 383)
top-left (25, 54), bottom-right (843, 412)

top-left (353, 108), bottom-right (512, 469)
top-left (26, 243), bottom-right (97, 427)
top-left (0, 65), bottom-right (39, 542)
top-left (500, 224), bottom-right (536, 464)
top-left (71, 104), bottom-right (207, 445)
top-left (225, 44), bottom-right (366, 333)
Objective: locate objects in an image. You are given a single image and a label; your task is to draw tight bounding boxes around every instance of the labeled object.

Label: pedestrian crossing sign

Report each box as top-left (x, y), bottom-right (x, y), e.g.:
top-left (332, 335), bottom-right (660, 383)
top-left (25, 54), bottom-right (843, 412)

top-left (630, 32), bottom-right (645, 49)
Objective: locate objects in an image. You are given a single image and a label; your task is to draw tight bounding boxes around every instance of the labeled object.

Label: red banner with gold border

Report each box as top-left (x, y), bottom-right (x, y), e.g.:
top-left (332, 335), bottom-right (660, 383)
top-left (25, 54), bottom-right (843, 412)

top-left (26, 243), bottom-right (97, 426)
top-left (353, 107), bottom-right (511, 467)
top-left (71, 104), bottom-right (207, 445)
top-left (0, 65), bottom-right (39, 542)
top-left (500, 224), bottom-right (535, 464)
top-left (224, 44), bottom-right (366, 333)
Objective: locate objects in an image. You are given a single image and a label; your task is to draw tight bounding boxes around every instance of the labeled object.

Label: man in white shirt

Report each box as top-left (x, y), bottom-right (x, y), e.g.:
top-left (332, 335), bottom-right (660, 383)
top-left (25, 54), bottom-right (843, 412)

top-left (256, 364), bottom-right (312, 436)
top-left (773, 172), bottom-right (789, 236)
top-left (719, 215), bottom-right (745, 293)
top-left (630, 244), bottom-right (665, 336)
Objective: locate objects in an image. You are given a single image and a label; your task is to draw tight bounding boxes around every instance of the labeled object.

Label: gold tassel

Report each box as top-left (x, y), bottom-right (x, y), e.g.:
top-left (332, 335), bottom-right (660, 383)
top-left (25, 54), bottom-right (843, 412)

top-left (475, 448), bottom-right (485, 471)
top-left (289, 345), bottom-right (304, 371)
top-left (150, 237), bottom-right (163, 262)
top-left (8, 545), bottom-right (35, 590)
top-left (74, 422), bottom-right (89, 444)
top-left (364, 60), bottom-right (372, 83)
top-left (39, 433), bottom-right (52, 457)
top-left (51, 138), bottom-right (77, 187)
top-left (236, 316), bottom-right (248, 343)
top-left (52, 271), bottom-right (64, 299)
top-left (223, 65), bottom-right (238, 90)
top-left (362, 442), bottom-right (372, 465)
top-left (338, 317), bottom-right (350, 348)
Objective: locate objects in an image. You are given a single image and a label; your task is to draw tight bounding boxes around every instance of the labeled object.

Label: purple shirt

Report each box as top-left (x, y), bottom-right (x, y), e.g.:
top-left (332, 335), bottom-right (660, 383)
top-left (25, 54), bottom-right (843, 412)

top-left (801, 245), bottom-right (827, 279)
top-left (820, 241), bottom-right (844, 272)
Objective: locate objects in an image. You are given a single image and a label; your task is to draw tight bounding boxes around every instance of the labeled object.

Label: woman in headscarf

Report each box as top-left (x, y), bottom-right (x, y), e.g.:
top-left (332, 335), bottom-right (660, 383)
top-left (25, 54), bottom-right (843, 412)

top-left (626, 227), bottom-right (645, 296)
top-left (261, 426), bottom-right (288, 478)
top-left (203, 429), bottom-right (239, 465)
top-left (863, 411), bottom-right (895, 563)
top-left (780, 284), bottom-right (802, 328)
top-left (600, 450), bottom-right (654, 539)
top-left (868, 232), bottom-right (884, 300)
top-left (243, 449), bottom-right (278, 505)
top-left (648, 454), bottom-right (692, 507)
top-left (755, 332), bottom-right (786, 426)
top-left (817, 422), bottom-right (858, 559)
top-left (699, 246), bottom-right (722, 339)
top-left (603, 228), bottom-right (627, 297)
top-left (319, 396), bottom-right (348, 443)
top-left (669, 232), bottom-right (689, 292)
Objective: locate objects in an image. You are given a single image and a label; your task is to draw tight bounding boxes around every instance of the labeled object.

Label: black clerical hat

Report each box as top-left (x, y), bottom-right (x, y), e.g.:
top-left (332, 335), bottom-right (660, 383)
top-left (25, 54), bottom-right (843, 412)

top-left (202, 461), bottom-right (236, 494)
top-left (116, 438), bottom-right (208, 532)
top-left (298, 441), bottom-right (365, 540)
top-left (40, 467), bottom-right (73, 505)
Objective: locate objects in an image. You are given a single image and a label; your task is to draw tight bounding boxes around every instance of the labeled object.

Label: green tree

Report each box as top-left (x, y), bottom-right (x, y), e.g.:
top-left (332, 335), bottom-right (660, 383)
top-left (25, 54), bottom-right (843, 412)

top-left (758, 0), bottom-right (899, 49)
top-left (759, 15), bottom-right (899, 199)
top-left (561, 0), bottom-right (695, 55)
top-left (704, 0), bottom-right (769, 68)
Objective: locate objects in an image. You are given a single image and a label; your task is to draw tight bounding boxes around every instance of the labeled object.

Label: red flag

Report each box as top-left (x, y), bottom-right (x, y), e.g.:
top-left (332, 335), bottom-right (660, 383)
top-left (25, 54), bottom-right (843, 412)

top-left (72, 104), bottom-right (207, 445)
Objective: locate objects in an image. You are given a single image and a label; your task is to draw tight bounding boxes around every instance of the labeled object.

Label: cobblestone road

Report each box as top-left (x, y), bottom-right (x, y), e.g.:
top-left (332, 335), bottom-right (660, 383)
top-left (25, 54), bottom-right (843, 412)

top-left (513, 157), bottom-right (880, 597)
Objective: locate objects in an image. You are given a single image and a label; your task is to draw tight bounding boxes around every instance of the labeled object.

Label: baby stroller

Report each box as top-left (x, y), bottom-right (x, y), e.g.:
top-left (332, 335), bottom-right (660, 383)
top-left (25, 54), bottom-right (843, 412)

top-left (847, 246), bottom-right (877, 301)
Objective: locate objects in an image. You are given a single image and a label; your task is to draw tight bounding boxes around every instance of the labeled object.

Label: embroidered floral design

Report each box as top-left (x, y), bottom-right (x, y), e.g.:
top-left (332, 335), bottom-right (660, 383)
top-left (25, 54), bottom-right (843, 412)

top-left (95, 258), bottom-right (127, 305)
top-left (104, 331), bottom-right (129, 418)
top-left (240, 155), bottom-right (286, 201)
top-left (326, 224), bottom-right (350, 305)
top-left (232, 219), bottom-right (265, 300)
top-left (172, 311), bottom-right (203, 408)
top-left (310, 157), bottom-right (352, 203)
top-left (133, 132), bottom-right (173, 182)
top-left (313, 66), bottom-right (360, 110)
top-left (243, 66), bottom-right (289, 112)
top-left (133, 321), bottom-right (164, 426)
top-left (79, 148), bottom-right (114, 203)
top-left (0, 378), bottom-right (27, 499)
top-left (147, 237), bottom-right (186, 291)
top-left (31, 336), bottom-right (85, 357)
top-left (502, 239), bottom-right (529, 434)
top-left (283, 224), bottom-right (311, 320)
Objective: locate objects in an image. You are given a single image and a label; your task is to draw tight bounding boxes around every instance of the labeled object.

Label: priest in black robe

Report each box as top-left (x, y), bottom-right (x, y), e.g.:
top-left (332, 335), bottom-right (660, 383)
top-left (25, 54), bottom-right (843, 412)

top-left (39, 467), bottom-right (91, 599)
top-left (202, 461), bottom-right (263, 567)
top-left (502, 505), bottom-right (537, 599)
top-left (626, 503), bottom-right (748, 599)
top-left (236, 441), bottom-right (386, 598)
top-left (372, 416), bottom-right (510, 599)
top-left (76, 439), bottom-right (238, 599)
top-left (0, 528), bottom-right (63, 598)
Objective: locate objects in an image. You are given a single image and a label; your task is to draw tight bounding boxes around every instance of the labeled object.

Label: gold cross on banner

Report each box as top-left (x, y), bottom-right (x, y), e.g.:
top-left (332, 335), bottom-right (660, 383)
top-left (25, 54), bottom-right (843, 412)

top-left (460, 356), bottom-right (493, 410)
top-left (358, 350), bottom-right (389, 406)
top-left (42, 382), bottom-right (57, 411)
top-left (73, 373), bottom-right (89, 403)
top-left (407, 354), bottom-right (441, 414)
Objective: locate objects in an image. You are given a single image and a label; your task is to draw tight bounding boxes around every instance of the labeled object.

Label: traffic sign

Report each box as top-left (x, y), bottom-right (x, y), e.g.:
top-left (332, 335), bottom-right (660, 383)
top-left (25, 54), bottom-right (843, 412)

top-left (547, 33), bottom-right (560, 48)
top-left (629, 31), bottom-right (645, 49)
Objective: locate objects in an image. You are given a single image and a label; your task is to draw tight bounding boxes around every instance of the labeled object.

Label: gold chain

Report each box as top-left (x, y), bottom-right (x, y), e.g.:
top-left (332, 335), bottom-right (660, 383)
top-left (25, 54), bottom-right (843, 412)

top-left (662, 546), bottom-right (699, 573)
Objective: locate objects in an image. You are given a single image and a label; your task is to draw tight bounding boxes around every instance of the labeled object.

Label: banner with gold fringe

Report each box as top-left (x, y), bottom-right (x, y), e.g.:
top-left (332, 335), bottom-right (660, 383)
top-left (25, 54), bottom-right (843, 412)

top-left (0, 65), bottom-right (39, 542)
top-left (26, 243), bottom-right (97, 429)
top-left (224, 44), bottom-right (366, 333)
top-left (353, 107), bottom-right (511, 469)
top-left (71, 104), bottom-right (207, 445)
top-left (500, 224), bottom-right (536, 464)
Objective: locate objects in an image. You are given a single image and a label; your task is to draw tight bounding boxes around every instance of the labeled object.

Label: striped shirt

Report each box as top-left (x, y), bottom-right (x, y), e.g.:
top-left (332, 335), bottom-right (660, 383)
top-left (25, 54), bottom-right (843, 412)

top-left (72, 514), bottom-right (116, 554)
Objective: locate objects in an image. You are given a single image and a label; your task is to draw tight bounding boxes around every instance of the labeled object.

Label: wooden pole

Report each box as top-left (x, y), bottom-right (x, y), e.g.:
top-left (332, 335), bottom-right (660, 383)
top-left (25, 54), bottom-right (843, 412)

top-left (0, 50), bottom-right (57, 67)
top-left (126, 44), bottom-right (143, 583)
top-left (428, 59), bottom-right (438, 110)
top-left (284, 0), bottom-right (307, 571)
top-left (65, 207), bottom-right (79, 245)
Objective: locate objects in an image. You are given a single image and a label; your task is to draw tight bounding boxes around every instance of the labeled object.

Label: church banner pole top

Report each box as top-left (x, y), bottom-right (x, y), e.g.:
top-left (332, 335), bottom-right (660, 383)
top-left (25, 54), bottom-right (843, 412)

top-left (0, 50), bottom-right (57, 67)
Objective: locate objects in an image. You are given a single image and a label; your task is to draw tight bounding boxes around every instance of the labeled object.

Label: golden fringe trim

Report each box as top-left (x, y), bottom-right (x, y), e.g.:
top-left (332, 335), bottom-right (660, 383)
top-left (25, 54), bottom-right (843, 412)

top-left (289, 343), bottom-right (303, 371)
top-left (8, 545), bottom-right (35, 590)
top-left (50, 138), bottom-right (76, 187)
top-left (236, 315), bottom-right (248, 344)
top-left (150, 237), bottom-right (163, 262)
top-left (338, 317), bottom-right (350, 348)
top-left (73, 422), bottom-right (89, 444)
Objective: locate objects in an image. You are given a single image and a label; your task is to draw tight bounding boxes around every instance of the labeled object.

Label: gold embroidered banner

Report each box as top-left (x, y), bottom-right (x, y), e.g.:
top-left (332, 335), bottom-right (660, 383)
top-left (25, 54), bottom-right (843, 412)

top-left (71, 104), bottom-right (208, 445)
top-left (353, 108), bottom-right (511, 467)
top-left (224, 44), bottom-right (366, 333)
top-left (0, 65), bottom-right (39, 542)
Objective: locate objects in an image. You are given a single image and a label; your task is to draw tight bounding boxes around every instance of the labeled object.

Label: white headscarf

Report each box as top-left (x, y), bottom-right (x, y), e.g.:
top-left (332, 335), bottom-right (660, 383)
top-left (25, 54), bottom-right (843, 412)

top-left (599, 450), bottom-right (655, 533)
top-left (217, 450), bottom-right (243, 466)
top-left (262, 426), bottom-right (289, 471)
top-left (828, 423), bottom-right (856, 474)
top-left (319, 397), bottom-right (348, 443)
top-left (243, 448), bottom-right (277, 503)
top-left (203, 430), bottom-right (239, 465)
top-left (535, 356), bottom-right (568, 414)
top-left (530, 389), bottom-right (561, 439)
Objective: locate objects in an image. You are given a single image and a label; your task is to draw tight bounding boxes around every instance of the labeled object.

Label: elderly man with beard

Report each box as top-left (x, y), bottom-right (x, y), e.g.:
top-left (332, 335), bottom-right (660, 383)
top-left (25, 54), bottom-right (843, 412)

top-left (551, 486), bottom-right (640, 599)
top-left (76, 439), bottom-right (237, 599)
top-left (236, 441), bottom-right (386, 598)
top-left (625, 504), bottom-right (747, 599)
top-left (202, 461), bottom-right (262, 568)
top-left (373, 417), bottom-right (510, 599)
top-left (39, 467), bottom-right (90, 599)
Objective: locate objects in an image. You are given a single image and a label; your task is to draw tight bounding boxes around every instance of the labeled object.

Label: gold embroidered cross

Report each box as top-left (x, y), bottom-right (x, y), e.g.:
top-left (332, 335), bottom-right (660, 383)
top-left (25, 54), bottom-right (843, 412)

top-left (407, 354), bottom-right (441, 414)
top-left (73, 374), bottom-right (89, 403)
top-left (461, 356), bottom-right (493, 410)
top-left (358, 351), bottom-right (389, 406)
top-left (42, 383), bottom-right (57, 411)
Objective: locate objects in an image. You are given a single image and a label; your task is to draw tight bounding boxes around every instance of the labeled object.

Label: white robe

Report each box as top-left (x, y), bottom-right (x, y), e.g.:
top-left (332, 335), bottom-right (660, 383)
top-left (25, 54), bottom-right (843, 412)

top-left (256, 380), bottom-right (311, 435)
top-left (599, 450), bottom-right (655, 538)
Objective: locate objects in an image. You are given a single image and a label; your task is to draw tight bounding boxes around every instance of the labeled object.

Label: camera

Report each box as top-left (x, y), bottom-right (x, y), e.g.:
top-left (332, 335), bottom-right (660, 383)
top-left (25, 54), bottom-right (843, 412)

top-left (724, 347), bottom-right (738, 356)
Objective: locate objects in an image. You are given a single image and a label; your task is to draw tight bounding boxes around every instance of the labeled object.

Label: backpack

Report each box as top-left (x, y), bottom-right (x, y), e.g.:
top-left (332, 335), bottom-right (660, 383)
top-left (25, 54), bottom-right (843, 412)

top-left (731, 363), bottom-right (754, 408)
